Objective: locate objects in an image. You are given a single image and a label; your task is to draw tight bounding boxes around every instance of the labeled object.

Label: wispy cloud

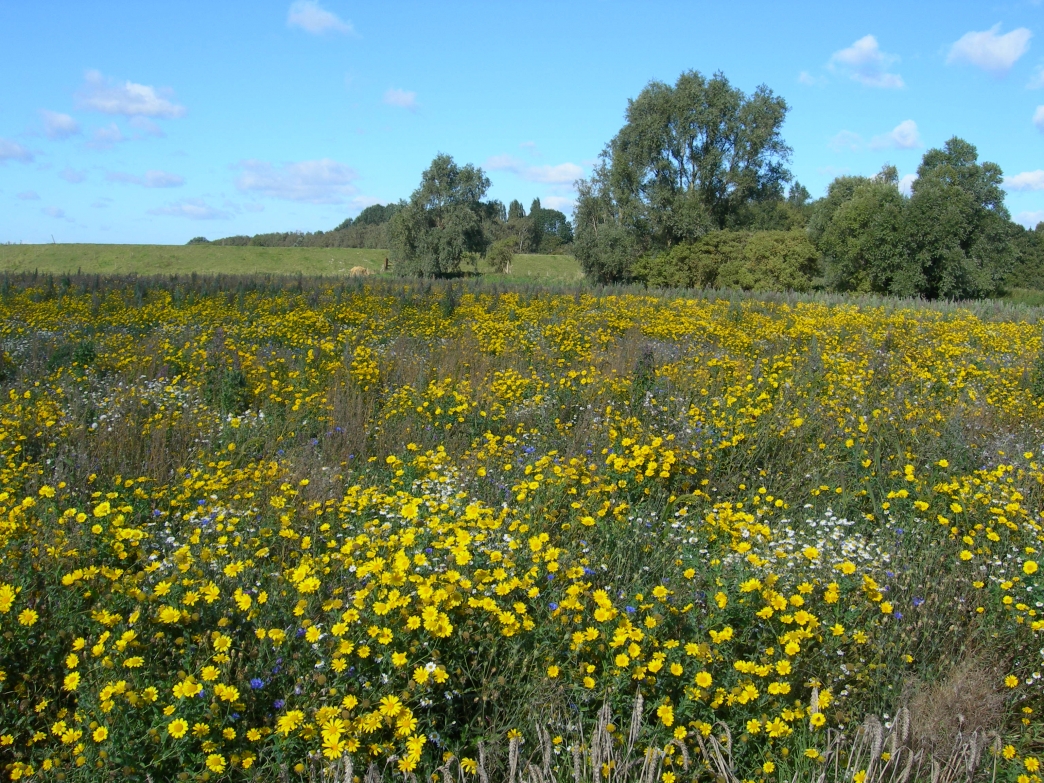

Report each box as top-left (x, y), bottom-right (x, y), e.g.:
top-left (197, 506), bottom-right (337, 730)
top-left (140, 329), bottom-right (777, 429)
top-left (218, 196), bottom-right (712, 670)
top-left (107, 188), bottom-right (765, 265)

top-left (148, 198), bottom-right (231, 220)
top-left (77, 70), bottom-right (186, 118)
top-left (828, 130), bottom-right (863, 152)
top-left (1007, 170), bottom-right (1044, 191)
top-left (106, 169), bottom-right (185, 188)
top-left (869, 119), bottom-right (921, 150)
top-left (829, 35), bottom-right (904, 88)
top-left (0, 137), bottom-right (34, 163)
top-left (1015, 210), bottom-right (1044, 228)
top-left (947, 24), bottom-right (1032, 75)
top-left (485, 155), bottom-right (584, 184)
top-left (16, 190), bottom-right (40, 200)
top-left (541, 195), bottom-right (576, 212)
top-left (86, 123), bottom-right (127, 150)
top-left (59, 167), bottom-right (87, 184)
top-left (234, 158), bottom-right (358, 203)
top-left (1035, 105), bottom-right (1044, 132)
top-left (129, 116), bottom-right (165, 137)
top-left (287, 1), bottom-right (354, 35)
top-left (40, 110), bottom-right (81, 140)
top-left (1029, 66), bottom-right (1044, 89)
top-left (42, 206), bottom-right (66, 219)
top-left (798, 70), bottom-right (827, 86)
top-left (898, 174), bottom-right (917, 196)
top-left (383, 88), bottom-right (418, 111)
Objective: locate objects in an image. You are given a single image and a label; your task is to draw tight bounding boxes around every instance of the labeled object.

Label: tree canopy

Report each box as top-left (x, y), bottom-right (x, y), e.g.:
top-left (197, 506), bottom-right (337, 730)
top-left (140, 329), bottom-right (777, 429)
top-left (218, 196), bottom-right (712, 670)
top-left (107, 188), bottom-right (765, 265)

top-left (389, 154), bottom-right (492, 277)
top-left (574, 70), bottom-right (791, 283)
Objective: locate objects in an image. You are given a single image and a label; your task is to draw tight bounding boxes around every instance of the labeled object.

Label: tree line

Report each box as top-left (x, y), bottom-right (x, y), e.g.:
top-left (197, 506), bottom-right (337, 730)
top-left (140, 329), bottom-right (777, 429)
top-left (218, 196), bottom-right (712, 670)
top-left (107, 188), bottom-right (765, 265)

top-left (189, 67), bottom-right (1044, 298)
top-left (188, 185), bottom-right (573, 270)
top-left (573, 69), bottom-right (1040, 300)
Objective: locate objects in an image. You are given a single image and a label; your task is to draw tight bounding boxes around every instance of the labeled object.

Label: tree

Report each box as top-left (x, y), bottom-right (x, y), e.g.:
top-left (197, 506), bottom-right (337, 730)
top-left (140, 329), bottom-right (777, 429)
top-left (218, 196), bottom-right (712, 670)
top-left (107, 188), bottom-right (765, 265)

top-left (388, 154), bottom-right (491, 277)
top-left (486, 237), bottom-right (515, 273)
top-left (573, 69), bottom-right (791, 282)
top-left (815, 169), bottom-right (909, 294)
top-left (905, 137), bottom-right (1014, 299)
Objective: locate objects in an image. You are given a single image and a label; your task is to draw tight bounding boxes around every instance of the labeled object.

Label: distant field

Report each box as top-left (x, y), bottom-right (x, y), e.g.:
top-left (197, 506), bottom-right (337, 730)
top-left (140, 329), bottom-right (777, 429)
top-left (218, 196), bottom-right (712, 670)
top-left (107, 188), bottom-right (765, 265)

top-left (0, 243), bottom-right (582, 282)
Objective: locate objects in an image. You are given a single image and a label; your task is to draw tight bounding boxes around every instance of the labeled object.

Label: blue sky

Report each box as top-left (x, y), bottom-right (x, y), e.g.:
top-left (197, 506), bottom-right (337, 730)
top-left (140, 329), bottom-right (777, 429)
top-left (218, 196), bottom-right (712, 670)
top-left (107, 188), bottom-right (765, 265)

top-left (2, 0), bottom-right (1044, 244)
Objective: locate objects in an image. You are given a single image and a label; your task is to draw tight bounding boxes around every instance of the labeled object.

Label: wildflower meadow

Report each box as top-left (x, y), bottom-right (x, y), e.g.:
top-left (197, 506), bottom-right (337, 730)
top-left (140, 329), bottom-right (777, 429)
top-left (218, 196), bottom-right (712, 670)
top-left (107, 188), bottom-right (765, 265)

top-left (1, 273), bottom-right (1043, 783)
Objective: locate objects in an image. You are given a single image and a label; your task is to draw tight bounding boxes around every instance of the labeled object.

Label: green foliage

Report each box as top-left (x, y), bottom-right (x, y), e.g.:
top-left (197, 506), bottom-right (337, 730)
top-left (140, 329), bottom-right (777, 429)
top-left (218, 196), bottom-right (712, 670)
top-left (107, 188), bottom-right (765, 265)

top-left (810, 139), bottom-right (1017, 300)
top-left (815, 171), bottom-right (909, 295)
top-left (573, 220), bottom-right (638, 284)
top-left (634, 229), bottom-right (818, 292)
top-left (186, 236), bottom-right (210, 245)
top-left (906, 138), bottom-right (1015, 300)
top-left (573, 69), bottom-right (791, 281)
top-left (486, 237), bottom-right (515, 273)
top-left (390, 155), bottom-right (492, 277)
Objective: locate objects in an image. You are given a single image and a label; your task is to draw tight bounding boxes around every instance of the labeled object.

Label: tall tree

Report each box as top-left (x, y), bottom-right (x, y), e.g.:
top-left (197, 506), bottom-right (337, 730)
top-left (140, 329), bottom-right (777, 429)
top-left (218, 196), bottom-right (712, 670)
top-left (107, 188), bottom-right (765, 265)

top-left (814, 167), bottom-right (910, 295)
top-left (905, 137), bottom-right (1015, 299)
top-left (574, 69), bottom-right (791, 282)
top-left (388, 155), bottom-right (491, 277)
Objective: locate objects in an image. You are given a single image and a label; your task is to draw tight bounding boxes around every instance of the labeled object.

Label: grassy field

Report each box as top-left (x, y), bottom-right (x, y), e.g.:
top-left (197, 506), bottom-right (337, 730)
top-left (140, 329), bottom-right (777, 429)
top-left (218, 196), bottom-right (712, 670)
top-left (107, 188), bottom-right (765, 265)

top-left (0, 243), bottom-right (583, 282)
top-left (1, 274), bottom-right (1043, 782)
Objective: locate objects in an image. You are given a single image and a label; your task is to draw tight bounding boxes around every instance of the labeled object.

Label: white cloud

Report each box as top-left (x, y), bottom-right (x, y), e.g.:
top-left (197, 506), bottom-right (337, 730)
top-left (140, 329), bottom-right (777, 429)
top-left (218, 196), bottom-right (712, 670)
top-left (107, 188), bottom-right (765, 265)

top-left (1029, 67), bottom-right (1044, 89)
top-left (1015, 210), bottom-right (1044, 228)
top-left (829, 35), bottom-right (904, 88)
top-left (106, 169), bottom-right (185, 188)
top-left (869, 119), bottom-right (921, 150)
top-left (16, 190), bottom-right (40, 200)
top-left (86, 123), bottom-right (127, 150)
top-left (1035, 105), bottom-right (1044, 131)
top-left (0, 137), bottom-right (34, 163)
top-left (383, 88), bottom-right (418, 111)
top-left (149, 198), bottom-right (231, 220)
top-left (898, 173), bottom-right (917, 196)
top-left (129, 116), bottom-right (165, 137)
top-left (234, 158), bottom-right (358, 203)
top-left (486, 154), bottom-right (584, 184)
top-left (42, 206), bottom-right (66, 219)
top-left (1007, 170), bottom-right (1044, 190)
top-left (828, 130), bottom-right (863, 152)
top-left (287, 1), bottom-right (354, 34)
top-left (77, 70), bottom-right (186, 118)
top-left (798, 70), bottom-right (827, 86)
top-left (40, 110), bottom-right (81, 140)
top-left (59, 167), bottom-right (86, 184)
top-left (244, 202), bottom-right (266, 213)
top-left (542, 195), bottom-right (575, 212)
top-left (947, 24), bottom-right (1032, 75)
top-left (91, 197), bottom-right (113, 209)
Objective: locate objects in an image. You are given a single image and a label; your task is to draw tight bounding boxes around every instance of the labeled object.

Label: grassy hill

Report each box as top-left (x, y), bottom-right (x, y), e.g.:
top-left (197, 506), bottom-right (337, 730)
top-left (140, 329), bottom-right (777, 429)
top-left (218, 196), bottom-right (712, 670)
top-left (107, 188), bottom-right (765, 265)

top-left (0, 244), bottom-right (582, 282)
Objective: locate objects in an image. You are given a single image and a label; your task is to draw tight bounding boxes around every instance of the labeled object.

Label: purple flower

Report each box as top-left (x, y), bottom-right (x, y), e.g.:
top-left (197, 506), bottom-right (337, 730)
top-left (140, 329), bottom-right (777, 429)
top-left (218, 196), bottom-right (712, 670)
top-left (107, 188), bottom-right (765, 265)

top-left (549, 602), bottom-right (559, 611)
top-left (626, 606), bottom-right (636, 614)
top-left (273, 699), bottom-right (285, 710)
top-left (250, 678), bottom-right (265, 689)
top-left (912, 597), bottom-right (924, 607)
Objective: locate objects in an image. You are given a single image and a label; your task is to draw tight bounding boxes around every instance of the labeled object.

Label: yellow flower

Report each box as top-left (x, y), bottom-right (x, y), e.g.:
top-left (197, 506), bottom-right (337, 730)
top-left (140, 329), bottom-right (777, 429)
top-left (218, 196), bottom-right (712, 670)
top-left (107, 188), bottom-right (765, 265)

top-left (461, 758), bottom-right (478, 774)
top-left (662, 773), bottom-right (676, 783)
top-left (17, 608), bottom-right (38, 626)
top-left (1006, 675), bottom-right (1020, 688)
top-left (92, 726), bottom-right (108, 742)
top-left (205, 754), bottom-right (226, 774)
top-left (1024, 560), bottom-right (1039, 575)
top-left (547, 665), bottom-right (560, 678)
top-left (93, 501), bottom-right (111, 517)
top-left (656, 703), bottom-right (674, 727)
top-left (63, 672), bottom-right (80, 691)
top-left (810, 712), bottom-right (826, 728)
top-left (379, 695), bottom-right (403, 718)
top-left (167, 719), bottom-right (189, 739)
top-left (695, 671), bottom-right (712, 688)
top-left (763, 761), bottom-right (776, 774)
